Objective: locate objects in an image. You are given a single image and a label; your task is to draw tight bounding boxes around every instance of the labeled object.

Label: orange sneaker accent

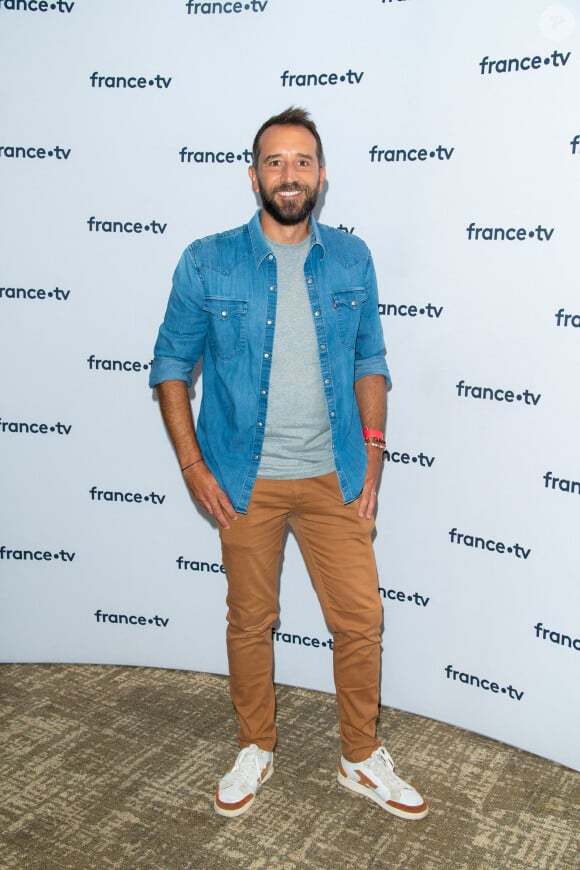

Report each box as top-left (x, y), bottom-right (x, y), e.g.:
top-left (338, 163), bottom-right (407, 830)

top-left (388, 798), bottom-right (429, 816)
top-left (354, 769), bottom-right (379, 790)
top-left (214, 788), bottom-right (253, 813)
top-left (259, 760), bottom-right (272, 782)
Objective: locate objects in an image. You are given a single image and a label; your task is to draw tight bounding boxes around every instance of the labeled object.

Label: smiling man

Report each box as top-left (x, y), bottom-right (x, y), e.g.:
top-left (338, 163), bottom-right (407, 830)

top-left (149, 107), bottom-right (427, 821)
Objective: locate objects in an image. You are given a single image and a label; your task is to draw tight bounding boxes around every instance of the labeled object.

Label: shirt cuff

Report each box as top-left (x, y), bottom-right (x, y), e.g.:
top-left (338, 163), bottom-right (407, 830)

top-left (148, 356), bottom-right (194, 388)
top-left (354, 355), bottom-right (391, 387)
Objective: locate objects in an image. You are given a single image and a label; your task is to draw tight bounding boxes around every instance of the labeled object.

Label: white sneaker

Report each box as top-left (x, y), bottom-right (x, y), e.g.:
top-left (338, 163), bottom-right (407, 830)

top-left (214, 744), bottom-right (273, 818)
top-left (338, 746), bottom-right (428, 820)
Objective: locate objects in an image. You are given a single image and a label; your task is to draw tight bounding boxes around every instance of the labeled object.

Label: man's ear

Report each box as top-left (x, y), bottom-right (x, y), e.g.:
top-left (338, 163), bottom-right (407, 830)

top-left (248, 165), bottom-right (259, 194)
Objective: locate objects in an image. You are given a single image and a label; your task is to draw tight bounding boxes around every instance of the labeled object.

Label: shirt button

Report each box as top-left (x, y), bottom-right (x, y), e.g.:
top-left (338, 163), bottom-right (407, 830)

top-left (221, 310), bottom-right (227, 317)
top-left (351, 300), bottom-right (356, 307)
top-left (314, 310), bottom-right (320, 317)
top-left (330, 411), bottom-right (335, 417)
top-left (268, 254), bottom-right (273, 261)
top-left (320, 344), bottom-right (326, 350)
top-left (324, 378), bottom-right (330, 385)
top-left (253, 454), bottom-right (260, 460)
top-left (264, 353), bottom-right (270, 358)
top-left (267, 319), bottom-right (273, 326)
top-left (269, 285), bottom-right (276, 291)
top-left (261, 389), bottom-right (267, 395)
top-left (258, 422), bottom-right (263, 428)
top-left (307, 278), bottom-right (313, 284)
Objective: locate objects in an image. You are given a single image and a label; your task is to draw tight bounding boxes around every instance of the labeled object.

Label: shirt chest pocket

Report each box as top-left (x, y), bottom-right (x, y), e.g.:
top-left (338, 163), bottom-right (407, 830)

top-left (332, 288), bottom-right (367, 348)
top-left (203, 297), bottom-right (248, 361)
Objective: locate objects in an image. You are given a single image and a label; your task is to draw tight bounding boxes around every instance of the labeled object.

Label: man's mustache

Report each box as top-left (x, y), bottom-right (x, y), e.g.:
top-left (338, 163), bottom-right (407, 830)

top-left (273, 183), bottom-right (307, 193)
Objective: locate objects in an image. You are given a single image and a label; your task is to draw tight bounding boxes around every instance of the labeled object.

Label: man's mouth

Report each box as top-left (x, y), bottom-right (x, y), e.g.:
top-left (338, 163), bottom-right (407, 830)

top-left (276, 187), bottom-right (303, 199)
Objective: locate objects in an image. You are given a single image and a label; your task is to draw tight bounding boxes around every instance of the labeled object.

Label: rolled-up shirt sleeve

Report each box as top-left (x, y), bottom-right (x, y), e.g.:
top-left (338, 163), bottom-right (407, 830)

top-left (149, 246), bottom-right (208, 388)
top-left (353, 252), bottom-right (392, 386)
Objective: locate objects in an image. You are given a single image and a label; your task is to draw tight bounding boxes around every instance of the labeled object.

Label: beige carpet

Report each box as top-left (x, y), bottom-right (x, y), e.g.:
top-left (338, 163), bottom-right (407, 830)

top-left (0, 664), bottom-right (578, 870)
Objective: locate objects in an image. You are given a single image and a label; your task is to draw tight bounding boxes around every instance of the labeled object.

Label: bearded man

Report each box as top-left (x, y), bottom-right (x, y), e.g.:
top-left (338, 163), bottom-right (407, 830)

top-left (149, 107), bottom-right (427, 821)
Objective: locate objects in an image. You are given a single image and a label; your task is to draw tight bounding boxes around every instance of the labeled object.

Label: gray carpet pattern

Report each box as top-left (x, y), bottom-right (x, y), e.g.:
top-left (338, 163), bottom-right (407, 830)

top-left (0, 664), bottom-right (578, 869)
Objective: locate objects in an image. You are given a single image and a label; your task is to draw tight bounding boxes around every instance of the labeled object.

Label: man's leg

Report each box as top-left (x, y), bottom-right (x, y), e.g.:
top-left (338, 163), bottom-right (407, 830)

top-left (214, 479), bottom-right (289, 817)
top-left (289, 472), bottom-right (383, 763)
top-left (219, 478), bottom-right (290, 752)
top-left (290, 472), bottom-right (428, 819)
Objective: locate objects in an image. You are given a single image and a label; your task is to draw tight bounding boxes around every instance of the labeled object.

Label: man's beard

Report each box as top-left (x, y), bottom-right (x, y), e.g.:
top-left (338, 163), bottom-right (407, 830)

top-left (258, 180), bottom-right (319, 226)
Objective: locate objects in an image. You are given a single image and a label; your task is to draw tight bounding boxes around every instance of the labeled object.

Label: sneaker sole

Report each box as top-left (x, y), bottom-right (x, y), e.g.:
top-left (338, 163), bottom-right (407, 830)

top-left (214, 763), bottom-right (273, 818)
top-left (337, 771), bottom-right (429, 820)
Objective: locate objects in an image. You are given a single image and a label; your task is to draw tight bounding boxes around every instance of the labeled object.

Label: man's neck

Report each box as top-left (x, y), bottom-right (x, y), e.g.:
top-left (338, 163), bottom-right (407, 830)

top-left (260, 211), bottom-right (311, 245)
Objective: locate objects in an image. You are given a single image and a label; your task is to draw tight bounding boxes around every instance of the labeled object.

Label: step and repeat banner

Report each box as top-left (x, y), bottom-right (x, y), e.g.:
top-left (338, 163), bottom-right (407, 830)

top-left (1, 1), bottom-right (579, 771)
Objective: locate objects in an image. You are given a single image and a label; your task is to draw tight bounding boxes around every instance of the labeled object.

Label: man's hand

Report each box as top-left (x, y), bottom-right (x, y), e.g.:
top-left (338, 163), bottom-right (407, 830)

top-left (156, 379), bottom-right (237, 529)
top-left (358, 446), bottom-right (383, 519)
top-left (183, 461), bottom-right (237, 529)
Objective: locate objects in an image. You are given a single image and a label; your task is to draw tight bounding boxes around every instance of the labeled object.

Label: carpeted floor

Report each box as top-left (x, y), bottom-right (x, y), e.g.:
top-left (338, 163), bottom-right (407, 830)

top-left (0, 664), bottom-right (578, 870)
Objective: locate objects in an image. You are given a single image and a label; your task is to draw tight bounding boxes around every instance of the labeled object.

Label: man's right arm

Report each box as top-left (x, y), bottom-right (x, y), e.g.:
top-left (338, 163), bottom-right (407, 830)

top-left (156, 379), bottom-right (237, 529)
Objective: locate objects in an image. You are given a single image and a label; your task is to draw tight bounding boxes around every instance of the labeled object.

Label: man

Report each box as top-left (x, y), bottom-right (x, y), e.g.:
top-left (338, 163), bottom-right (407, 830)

top-left (149, 108), bottom-right (427, 821)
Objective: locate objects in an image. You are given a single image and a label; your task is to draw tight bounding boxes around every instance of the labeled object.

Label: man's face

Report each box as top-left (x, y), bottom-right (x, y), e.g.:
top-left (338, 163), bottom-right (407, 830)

top-left (249, 124), bottom-right (326, 226)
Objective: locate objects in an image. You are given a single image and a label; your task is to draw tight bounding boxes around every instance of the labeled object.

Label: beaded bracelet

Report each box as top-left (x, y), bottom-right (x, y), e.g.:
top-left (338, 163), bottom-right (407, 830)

top-left (364, 437), bottom-right (386, 450)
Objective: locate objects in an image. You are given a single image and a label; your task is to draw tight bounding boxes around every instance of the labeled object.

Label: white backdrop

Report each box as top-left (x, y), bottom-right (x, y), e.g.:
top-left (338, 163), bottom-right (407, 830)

top-left (1, 0), bottom-right (579, 772)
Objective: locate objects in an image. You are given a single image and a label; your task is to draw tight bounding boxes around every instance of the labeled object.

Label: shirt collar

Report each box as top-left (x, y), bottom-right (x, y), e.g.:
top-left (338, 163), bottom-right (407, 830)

top-left (248, 209), bottom-right (326, 267)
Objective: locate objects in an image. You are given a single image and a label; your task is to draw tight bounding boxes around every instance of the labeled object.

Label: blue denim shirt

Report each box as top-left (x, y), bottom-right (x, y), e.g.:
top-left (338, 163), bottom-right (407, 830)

top-left (150, 211), bottom-right (391, 513)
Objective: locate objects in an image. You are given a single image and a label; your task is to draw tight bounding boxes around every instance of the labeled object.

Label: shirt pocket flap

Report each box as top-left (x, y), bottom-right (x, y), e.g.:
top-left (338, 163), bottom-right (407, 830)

top-left (202, 298), bottom-right (248, 319)
top-left (331, 287), bottom-right (368, 309)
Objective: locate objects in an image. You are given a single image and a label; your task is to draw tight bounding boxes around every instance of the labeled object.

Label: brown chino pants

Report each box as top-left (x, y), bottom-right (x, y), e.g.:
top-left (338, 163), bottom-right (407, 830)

top-left (219, 471), bottom-right (383, 763)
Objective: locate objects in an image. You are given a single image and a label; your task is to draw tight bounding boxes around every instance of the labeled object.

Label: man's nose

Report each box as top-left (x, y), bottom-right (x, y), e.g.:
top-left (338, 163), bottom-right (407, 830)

top-left (280, 160), bottom-right (297, 183)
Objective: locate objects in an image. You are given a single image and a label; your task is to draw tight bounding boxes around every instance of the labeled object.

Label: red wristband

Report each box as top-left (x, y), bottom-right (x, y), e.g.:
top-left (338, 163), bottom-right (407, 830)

top-left (362, 427), bottom-right (384, 441)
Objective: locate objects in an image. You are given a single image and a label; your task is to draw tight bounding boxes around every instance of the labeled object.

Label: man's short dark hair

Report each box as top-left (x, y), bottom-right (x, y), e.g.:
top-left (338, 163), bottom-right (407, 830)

top-left (252, 107), bottom-right (324, 167)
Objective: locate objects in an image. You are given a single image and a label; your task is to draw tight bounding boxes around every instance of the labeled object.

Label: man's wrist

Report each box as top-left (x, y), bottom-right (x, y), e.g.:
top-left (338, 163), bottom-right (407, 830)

top-left (365, 444), bottom-right (386, 465)
top-left (181, 456), bottom-right (204, 472)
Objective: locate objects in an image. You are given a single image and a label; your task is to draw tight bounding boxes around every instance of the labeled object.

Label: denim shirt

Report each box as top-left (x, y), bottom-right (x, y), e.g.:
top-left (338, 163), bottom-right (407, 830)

top-left (149, 211), bottom-right (391, 513)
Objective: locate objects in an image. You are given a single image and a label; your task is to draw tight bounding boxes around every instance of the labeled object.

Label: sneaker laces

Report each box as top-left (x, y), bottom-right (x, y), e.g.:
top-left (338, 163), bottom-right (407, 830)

top-left (367, 746), bottom-right (408, 790)
top-left (224, 745), bottom-right (266, 789)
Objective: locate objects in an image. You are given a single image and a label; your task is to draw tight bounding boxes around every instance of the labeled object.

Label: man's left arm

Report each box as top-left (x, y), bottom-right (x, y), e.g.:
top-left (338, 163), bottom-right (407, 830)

top-left (354, 373), bottom-right (387, 519)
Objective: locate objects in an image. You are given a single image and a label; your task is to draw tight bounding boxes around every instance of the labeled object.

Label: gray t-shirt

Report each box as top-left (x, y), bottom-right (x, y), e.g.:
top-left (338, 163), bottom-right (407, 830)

top-left (257, 238), bottom-right (335, 480)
